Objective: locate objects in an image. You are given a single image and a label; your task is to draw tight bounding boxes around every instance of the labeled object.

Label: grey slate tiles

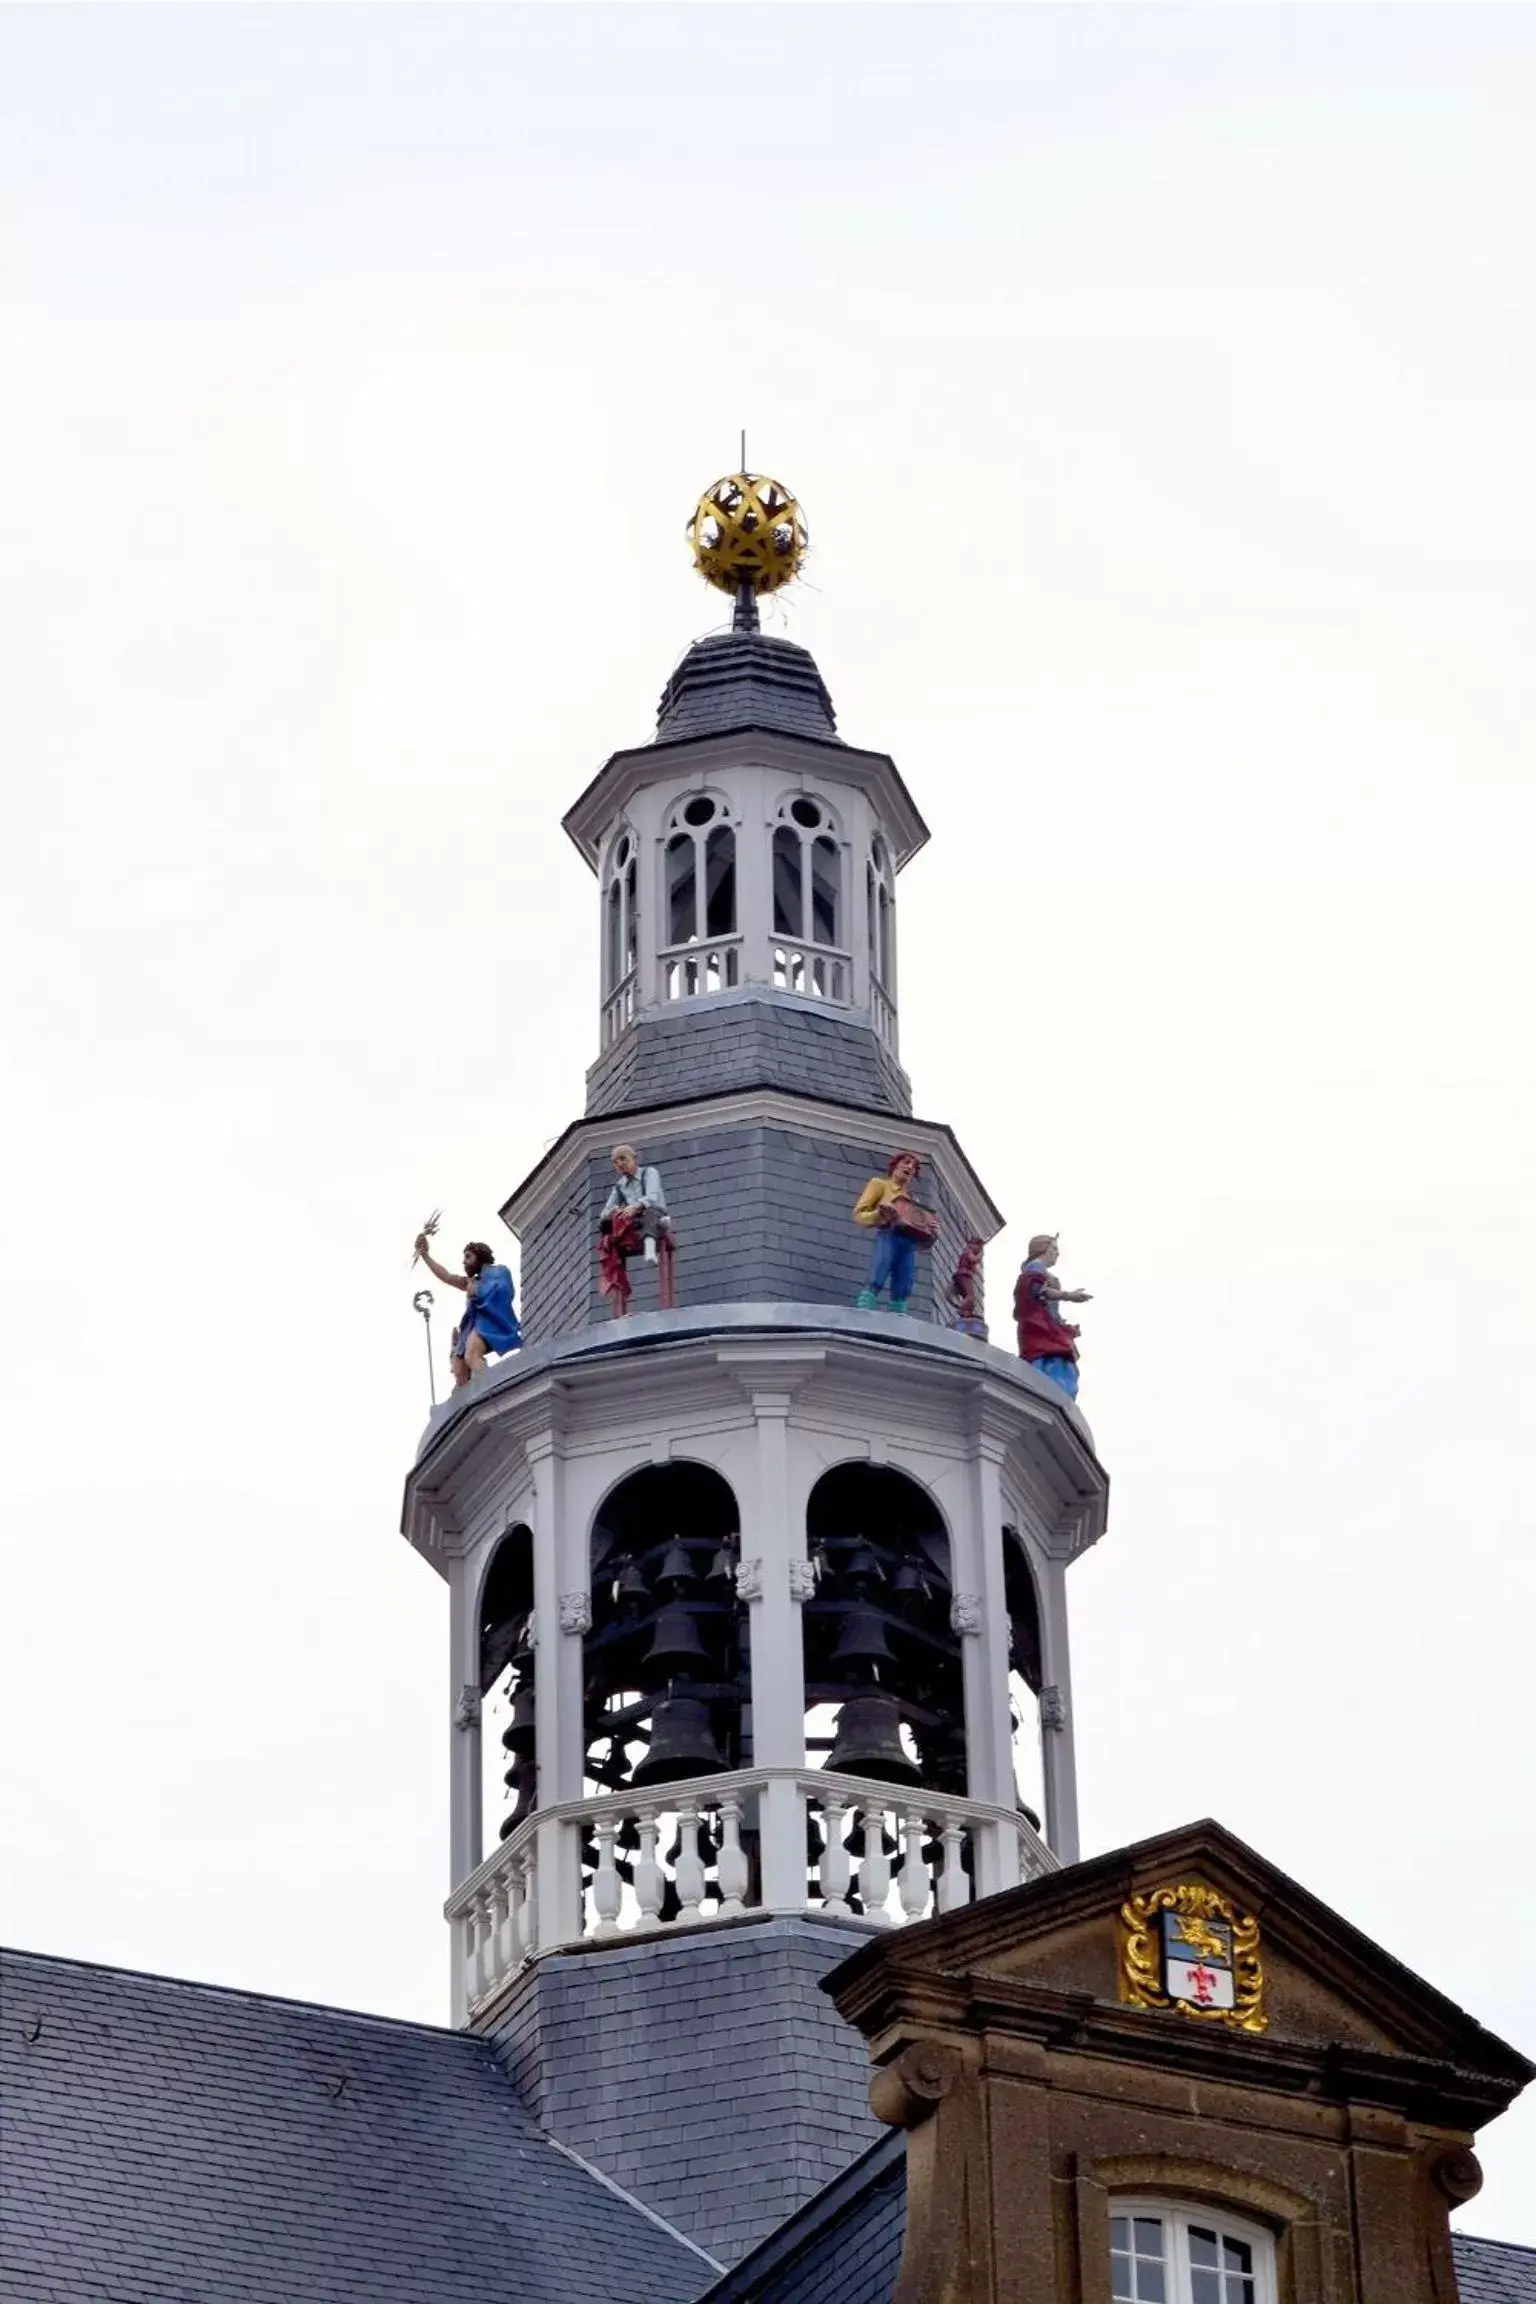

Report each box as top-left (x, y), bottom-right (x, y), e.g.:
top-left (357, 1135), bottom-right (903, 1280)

top-left (584, 997), bottom-right (911, 1123)
top-left (1454, 2235), bottom-right (1536, 2304)
top-left (481, 1918), bottom-right (882, 2270)
top-left (518, 1120), bottom-right (974, 1343)
top-left (0, 1946), bottom-right (715, 2304)
top-left (653, 635), bottom-right (840, 748)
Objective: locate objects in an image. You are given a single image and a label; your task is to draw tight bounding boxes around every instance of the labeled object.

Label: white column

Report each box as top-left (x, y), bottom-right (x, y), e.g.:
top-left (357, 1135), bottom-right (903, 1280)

top-left (743, 1390), bottom-right (809, 1912)
top-left (1037, 1546), bottom-right (1081, 1864)
top-left (447, 1552), bottom-right (483, 2027)
top-left (529, 1433), bottom-right (584, 1947)
top-left (734, 770), bottom-right (774, 991)
top-left (964, 1432), bottom-right (1021, 1899)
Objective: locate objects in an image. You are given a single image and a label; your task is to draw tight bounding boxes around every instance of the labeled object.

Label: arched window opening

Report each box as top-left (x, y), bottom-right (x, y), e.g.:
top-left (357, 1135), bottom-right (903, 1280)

top-left (773, 797), bottom-right (844, 943)
top-left (1003, 1529), bottom-right (1046, 1836)
top-left (661, 794), bottom-right (738, 1003)
top-left (867, 834), bottom-right (897, 1044)
top-left (478, 1525), bottom-right (535, 1847)
top-left (582, 1464), bottom-right (746, 1926)
top-left (601, 830), bottom-right (639, 1045)
top-left (1110, 2202), bottom-right (1277, 2304)
top-left (802, 1466), bottom-right (966, 1923)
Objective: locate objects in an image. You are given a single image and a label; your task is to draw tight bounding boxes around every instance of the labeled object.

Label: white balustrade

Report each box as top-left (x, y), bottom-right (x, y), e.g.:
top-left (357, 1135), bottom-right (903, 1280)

top-left (772, 943), bottom-right (850, 1003)
top-left (601, 970), bottom-right (636, 1047)
top-left (445, 1767), bottom-right (1057, 2011)
top-left (660, 938), bottom-right (741, 1002)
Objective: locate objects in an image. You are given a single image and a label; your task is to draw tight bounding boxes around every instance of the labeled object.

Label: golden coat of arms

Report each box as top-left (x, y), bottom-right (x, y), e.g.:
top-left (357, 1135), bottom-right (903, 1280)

top-left (1119, 1882), bottom-right (1267, 2033)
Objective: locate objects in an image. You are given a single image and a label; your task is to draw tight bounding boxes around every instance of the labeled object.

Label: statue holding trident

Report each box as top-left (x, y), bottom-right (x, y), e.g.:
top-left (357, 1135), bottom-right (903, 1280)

top-left (412, 1218), bottom-right (522, 1387)
top-left (1013, 1233), bottom-right (1092, 1399)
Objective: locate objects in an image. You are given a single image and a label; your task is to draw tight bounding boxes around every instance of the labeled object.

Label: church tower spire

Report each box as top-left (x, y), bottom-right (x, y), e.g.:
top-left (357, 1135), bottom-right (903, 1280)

top-left (400, 473), bottom-right (1109, 2268)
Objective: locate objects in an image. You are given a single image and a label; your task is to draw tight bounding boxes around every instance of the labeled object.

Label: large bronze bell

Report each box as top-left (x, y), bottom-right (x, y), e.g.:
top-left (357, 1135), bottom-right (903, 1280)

top-left (501, 1689), bottom-right (537, 1755)
top-left (657, 1537), bottom-right (696, 1587)
top-left (644, 1602), bottom-right (709, 1672)
top-left (825, 1691), bottom-right (922, 1785)
top-left (632, 1694), bottom-right (727, 1785)
top-left (830, 1602), bottom-right (896, 1671)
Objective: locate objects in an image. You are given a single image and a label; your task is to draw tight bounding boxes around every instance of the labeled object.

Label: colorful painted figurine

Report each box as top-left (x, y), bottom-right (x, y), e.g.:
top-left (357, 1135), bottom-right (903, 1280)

top-left (412, 1233), bottom-right (522, 1387)
top-left (599, 1145), bottom-right (678, 1314)
top-left (949, 1236), bottom-right (988, 1339)
top-left (1013, 1233), bottom-right (1091, 1399)
top-left (853, 1150), bottom-right (936, 1314)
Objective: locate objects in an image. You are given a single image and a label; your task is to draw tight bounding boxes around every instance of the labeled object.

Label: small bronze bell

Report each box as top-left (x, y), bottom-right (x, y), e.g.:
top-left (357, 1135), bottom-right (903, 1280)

top-left (644, 1603), bottom-right (709, 1672)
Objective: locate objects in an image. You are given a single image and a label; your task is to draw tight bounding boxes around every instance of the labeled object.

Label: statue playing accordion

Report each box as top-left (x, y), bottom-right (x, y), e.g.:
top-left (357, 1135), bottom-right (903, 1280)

top-left (853, 1150), bottom-right (936, 1315)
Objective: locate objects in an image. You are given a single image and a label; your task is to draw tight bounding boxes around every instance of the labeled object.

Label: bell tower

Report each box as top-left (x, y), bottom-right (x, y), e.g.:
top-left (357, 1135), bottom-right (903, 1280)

top-left (400, 473), bottom-right (1110, 2272)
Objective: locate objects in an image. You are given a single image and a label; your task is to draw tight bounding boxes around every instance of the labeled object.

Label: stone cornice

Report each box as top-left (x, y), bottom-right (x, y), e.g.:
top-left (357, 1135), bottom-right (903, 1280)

top-left (498, 1084), bottom-right (1005, 1242)
top-left (401, 1306), bottom-right (1110, 1572)
top-left (561, 724), bottom-right (929, 872)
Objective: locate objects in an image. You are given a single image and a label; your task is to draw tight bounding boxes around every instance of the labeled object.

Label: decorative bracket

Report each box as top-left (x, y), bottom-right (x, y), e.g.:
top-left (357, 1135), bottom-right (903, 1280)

top-left (454, 1685), bottom-right (482, 1731)
top-left (787, 1558), bottom-right (817, 1603)
top-left (949, 1593), bottom-right (983, 1637)
top-left (558, 1592), bottom-right (593, 1636)
top-left (1039, 1684), bottom-right (1067, 1732)
top-left (735, 1557), bottom-right (764, 1602)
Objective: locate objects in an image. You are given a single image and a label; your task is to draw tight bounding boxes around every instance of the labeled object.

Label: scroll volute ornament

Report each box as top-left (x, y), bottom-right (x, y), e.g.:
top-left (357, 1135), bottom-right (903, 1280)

top-left (870, 2038), bottom-right (965, 2128)
top-left (1120, 1880), bottom-right (1268, 2033)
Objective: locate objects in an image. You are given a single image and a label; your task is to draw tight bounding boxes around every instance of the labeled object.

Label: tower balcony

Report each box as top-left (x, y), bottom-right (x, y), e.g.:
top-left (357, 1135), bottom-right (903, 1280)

top-left (445, 1762), bottom-right (1056, 2022)
top-left (403, 1306), bottom-right (1108, 2025)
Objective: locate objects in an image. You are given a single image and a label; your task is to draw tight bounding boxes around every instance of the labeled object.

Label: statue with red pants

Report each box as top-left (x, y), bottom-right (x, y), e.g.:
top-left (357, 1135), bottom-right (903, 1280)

top-left (948, 1236), bottom-right (987, 1339)
top-left (598, 1144), bottom-right (676, 1314)
top-left (1013, 1232), bottom-right (1092, 1398)
top-left (853, 1149), bottom-right (937, 1314)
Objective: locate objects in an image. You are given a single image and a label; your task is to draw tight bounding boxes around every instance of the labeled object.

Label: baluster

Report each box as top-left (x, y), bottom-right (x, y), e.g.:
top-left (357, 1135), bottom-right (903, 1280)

top-left (461, 1905), bottom-right (482, 2011)
top-left (898, 1807), bottom-right (930, 1924)
top-left (674, 1802), bottom-right (707, 1922)
top-left (715, 1796), bottom-right (749, 1917)
top-left (634, 1806), bottom-right (665, 1930)
top-left (591, 1813), bottom-right (623, 1939)
top-left (937, 1818), bottom-right (969, 1912)
top-left (473, 1887), bottom-right (496, 2000)
top-left (493, 1869), bottom-right (515, 1979)
top-left (857, 1806), bottom-right (893, 1926)
top-left (516, 1845), bottom-right (539, 1960)
top-left (817, 1793), bottom-right (852, 1917)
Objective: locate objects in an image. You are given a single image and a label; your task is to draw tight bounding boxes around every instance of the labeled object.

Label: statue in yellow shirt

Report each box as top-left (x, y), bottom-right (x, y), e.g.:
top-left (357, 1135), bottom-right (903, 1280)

top-left (853, 1149), bottom-right (927, 1314)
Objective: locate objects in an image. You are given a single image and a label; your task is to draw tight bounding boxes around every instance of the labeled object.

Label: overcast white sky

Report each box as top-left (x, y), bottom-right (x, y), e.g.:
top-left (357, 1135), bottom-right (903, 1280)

top-left (2, 0), bottom-right (1533, 2242)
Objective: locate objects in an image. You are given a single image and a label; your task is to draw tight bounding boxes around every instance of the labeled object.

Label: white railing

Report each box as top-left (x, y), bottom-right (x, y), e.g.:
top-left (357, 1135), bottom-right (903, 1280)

top-left (446, 1766), bottom-right (1055, 2016)
top-left (660, 936), bottom-right (742, 1002)
top-left (772, 943), bottom-right (851, 1003)
top-left (601, 970), bottom-right (637, 1048)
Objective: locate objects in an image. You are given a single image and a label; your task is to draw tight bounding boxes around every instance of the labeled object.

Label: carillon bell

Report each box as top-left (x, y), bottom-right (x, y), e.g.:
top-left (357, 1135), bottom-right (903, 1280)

top-left (843, 1539), bottom-right (884, 1589)
top-left (704, 1535), bottom-right (739, 1588)
top-left (644, 1602), bottom-right (709, 1672)
top-left (632, 1695), bottom-right (727, 1785)
top-left (501, 1690), bottom-right (537, 1754)
top-left (830, 1602), bottom-right (896, 1671)
top-left (825, 1692), bottom-right (922, 1784)
top-left (657, 1537), bottom-right (697, 1588)
top-left (615, 1556), bottom-right (648, 1611)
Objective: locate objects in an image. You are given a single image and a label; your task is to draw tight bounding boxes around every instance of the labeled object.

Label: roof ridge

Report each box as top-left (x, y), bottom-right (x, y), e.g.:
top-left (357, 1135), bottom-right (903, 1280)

top-left (0, 1940), bottom-right (463, 2042)
top-left (1455, 2233), bottom-right (1536, 2259)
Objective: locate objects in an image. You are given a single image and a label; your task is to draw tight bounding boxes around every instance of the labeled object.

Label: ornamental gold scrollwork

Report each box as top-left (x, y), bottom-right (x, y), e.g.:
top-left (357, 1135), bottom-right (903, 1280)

top-left (1119, 1881), bottom-right (1267, 2033)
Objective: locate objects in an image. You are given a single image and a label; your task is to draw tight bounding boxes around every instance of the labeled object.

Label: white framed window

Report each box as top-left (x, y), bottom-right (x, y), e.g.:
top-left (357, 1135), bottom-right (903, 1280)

top-left (1110, 2201), bottom-right (1277, 2304)
top-left (661, 791), bottom-right (737, 948)
top-left (772, 793), bottom-right (843, 949)
top-left (603, 828), bottom-right (639, 992)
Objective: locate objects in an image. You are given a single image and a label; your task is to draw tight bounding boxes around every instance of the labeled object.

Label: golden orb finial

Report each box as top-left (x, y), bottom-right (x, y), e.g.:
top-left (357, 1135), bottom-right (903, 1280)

top-left (688, 472), bottom-right (807, 626)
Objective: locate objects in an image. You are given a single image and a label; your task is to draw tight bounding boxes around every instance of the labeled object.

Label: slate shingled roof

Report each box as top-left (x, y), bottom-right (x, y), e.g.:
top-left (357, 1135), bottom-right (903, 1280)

top-left (653, 632), bottom-right (841, 746)
top-left (1455, 2234), bottom-right (1536, 2303)
top-left (0, 1946), bottom-right (717, 2304)
top-left (694, 2134), bottom-right (1536, 2304)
